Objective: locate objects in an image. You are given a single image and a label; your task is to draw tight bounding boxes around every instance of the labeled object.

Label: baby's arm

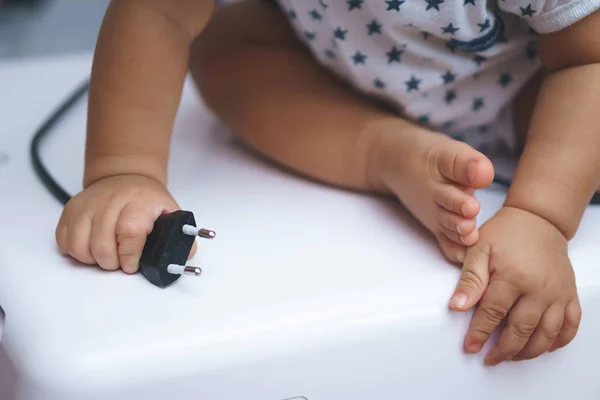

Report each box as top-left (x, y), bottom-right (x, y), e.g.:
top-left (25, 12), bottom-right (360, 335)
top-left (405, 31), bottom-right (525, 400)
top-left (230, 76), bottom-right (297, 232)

top-left (85, 0), bottom-right (214, 187)
top-left (505, 11), bottom-right (600, 237)
top-left (449, 11), bottom-right (600, 365)
top-left (56, 0), bottom-right (215, 273)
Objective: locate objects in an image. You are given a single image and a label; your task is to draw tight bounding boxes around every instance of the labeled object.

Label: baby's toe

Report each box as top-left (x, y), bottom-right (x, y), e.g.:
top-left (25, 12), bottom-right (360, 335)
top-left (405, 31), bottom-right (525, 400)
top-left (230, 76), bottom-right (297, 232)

top-left (437, 234), bottom-right (467, 264)
top-left (437, 207), bottom-right (477, 236)
top-left (458, 228), bottom-right (479, 246)
top-left (433, 185), bottom-right (481, 218)
top-left (433, 140), bottom-right (494, 189)
top-left (441, 227), bottom-right (479, 247)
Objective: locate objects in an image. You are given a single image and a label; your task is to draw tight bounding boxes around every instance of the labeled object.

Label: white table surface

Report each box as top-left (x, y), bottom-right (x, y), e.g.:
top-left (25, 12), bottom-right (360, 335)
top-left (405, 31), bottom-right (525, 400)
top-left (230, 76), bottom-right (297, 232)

top-left (1, 53), bottom-right (600, 400)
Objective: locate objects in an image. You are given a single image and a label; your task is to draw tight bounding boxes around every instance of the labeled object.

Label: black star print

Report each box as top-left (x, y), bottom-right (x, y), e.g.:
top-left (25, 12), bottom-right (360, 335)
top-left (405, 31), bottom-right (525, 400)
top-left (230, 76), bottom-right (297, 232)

top-left (325, 49), bottom-right (336, 59)
top-left (473, 97), bottom-right (485, 111)
top-left (478, 125), bottom-right (489, 133)
top-left (422, 31), bottom-right (430, 40)
top-left (520, 4), bottom-right (536, 16)
top-left (386, 45), bottom-right (403, 63)
top-left (444, 90), bottom-right (457, 104)
top-left (405, 75), bottom-right (422, 92)
top-left (309, 9), bottom-right (323, 20)
top-left (304, 31), bottom-right (316, 41)
top-left (367, 20), bottom-right (382, 35)
top-left (288, 10), bottom-right (297, 19)
top-left (425, 0), bottom-right (444, 10)
top-left (352, 50), bottom-right (367, 65)
top-left (334, 27), bottom-right (348, 40)
top-left (473, 55), bottom-right (487, 67)
top-left (478, 19), bottom-right (490, 32)
top-left (418, 114), bottom-right (431, 125)
top-left (473, 72), bottom-right (481, 79)
top-left (498, 73), bottom-right (512, 87)
top-left (374, 78), bottom-right (386, 89)
top-left (319, 0), bottom-right (329, 8)
top-left (442, 70), bottom-right (457, 84)
top-left (442, 121), bottom-right (455, 131)
top-left (452, 134), bottom-right (466, 142)
top-left (386, 0), bottom-right (404, 11)
top-left (442, 23), bottom-right (459, 35)
top-left (447, 41), bottom-right (457, 53)
top-left (526, 41), bottom-right (538, 61)
top-left (347, 0), bottom-right (364, 11)
top-left (464, 0), bottom-right (475, 5)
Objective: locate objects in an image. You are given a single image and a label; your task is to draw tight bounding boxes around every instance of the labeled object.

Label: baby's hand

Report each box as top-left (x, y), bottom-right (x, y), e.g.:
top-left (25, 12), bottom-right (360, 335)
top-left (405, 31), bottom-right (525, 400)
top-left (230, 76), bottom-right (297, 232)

top-left (55, 174), bottom-right (193, 274)
top-left (448, 206), bottom-right (581, 365)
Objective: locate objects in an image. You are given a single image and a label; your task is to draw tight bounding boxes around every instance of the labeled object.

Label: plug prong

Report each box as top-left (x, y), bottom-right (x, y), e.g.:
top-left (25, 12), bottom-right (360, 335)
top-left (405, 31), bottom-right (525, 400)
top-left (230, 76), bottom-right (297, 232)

top-left (182, 224), bottom-right (216, 239)
top-left (167, 264), bottom-right (202, 276)
top-left (184, 266), bottom-right (202, 275)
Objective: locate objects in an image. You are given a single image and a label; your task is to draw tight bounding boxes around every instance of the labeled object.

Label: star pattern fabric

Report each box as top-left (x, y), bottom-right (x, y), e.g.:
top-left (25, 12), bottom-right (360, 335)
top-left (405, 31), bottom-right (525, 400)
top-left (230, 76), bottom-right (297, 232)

top-left (276, 0), bottom-right (600, 153)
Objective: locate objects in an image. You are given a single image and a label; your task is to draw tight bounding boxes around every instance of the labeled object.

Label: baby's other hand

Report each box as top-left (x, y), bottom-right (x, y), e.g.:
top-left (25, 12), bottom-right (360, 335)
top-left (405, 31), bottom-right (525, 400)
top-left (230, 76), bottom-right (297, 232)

top-left (55, 174), bottom-right (194, 274)
top-left (448, 206), bottom-right (581, 365)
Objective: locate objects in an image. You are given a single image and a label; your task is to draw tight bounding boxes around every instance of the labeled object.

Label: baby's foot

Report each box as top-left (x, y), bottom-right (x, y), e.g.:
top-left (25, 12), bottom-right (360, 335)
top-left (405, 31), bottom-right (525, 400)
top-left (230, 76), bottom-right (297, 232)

top-left (372, 125), bottom-right (495, 263)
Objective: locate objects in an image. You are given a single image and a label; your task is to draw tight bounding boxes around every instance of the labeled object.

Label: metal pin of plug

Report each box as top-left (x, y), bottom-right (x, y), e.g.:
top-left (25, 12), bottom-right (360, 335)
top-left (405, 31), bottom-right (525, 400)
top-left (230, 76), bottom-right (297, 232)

top-left (182, 224), bottom-right (216, 239)
top-left (167, 264), bottom-right (202, 276)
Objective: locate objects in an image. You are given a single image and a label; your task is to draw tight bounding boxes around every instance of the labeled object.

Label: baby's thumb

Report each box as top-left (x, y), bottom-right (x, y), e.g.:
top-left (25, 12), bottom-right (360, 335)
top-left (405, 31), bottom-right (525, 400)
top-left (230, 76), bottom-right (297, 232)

top-left (449, 245), bottom-right (490, 311)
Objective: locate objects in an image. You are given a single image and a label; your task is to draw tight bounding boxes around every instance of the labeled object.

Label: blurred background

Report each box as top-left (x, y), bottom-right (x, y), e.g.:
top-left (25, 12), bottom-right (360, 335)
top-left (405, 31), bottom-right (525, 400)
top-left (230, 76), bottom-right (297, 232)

top-left (0, 0), bottom-right (109, 59)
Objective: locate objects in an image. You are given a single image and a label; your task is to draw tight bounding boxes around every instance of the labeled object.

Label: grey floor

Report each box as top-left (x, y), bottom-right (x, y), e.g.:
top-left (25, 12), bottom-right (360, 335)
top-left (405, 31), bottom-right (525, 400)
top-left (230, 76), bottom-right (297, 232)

top-left (0, 0), bottom-right (109, 59)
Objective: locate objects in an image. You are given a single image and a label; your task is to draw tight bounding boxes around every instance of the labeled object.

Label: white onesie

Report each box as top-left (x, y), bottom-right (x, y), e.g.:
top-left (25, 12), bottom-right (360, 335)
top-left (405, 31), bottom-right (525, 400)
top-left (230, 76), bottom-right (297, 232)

top-left (275, 0), bottom-right (600, 154)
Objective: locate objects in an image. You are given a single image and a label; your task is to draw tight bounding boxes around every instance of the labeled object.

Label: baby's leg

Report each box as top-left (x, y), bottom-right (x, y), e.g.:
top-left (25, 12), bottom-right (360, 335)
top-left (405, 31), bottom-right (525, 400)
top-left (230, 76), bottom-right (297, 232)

top-left (190, 0), bottom-right (494, 262)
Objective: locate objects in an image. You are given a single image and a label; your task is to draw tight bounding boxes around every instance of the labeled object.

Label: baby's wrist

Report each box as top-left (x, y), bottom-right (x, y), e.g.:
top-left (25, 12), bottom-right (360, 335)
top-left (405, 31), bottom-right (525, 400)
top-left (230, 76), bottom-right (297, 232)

top-left (500, 202), bottom-right (571, 241)
top-left (84, 154), bottom-right (168, 188)
top-left (363, 122), bottom-right (396, 193)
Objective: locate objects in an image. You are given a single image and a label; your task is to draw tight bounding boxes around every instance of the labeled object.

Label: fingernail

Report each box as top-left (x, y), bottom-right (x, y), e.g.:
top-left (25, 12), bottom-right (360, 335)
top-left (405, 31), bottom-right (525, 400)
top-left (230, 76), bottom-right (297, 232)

top-left (467, 342), bottom-right (482, 353)
top-left (450, 293), bottom-right (468, 309)
top-left (123, 265), bottom-right (137, 274)
top-left (467, 161), bottom-right (477, 182)
top-left (461, 203), bottom-right (468, 217)
top-left (485, 349), bottom-right (501, 366)
top-left (456, 250), bottom-right (465, 263)
top-left (456, 224), bottom-right (464, 235)
top-left (485, 356), bottom-right (501, 366)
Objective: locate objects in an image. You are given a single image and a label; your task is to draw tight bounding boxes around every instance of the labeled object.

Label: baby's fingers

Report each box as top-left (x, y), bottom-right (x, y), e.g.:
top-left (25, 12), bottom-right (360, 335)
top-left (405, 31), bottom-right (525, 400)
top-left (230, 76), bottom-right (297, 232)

top-left (512, 304), bottom-right (564, 361)
top-left (464, 279), bottom-right (519, 354)
top-left (550, 298), bottom-right (582, 352)
top-left (484, 297), bottom-right (545, 365)
top-left (65, 214), bottom-right (95, 265)
top-left (55, 212), bottom-right (70, 256)
top-left (90, 207), bottom-right (121, 271)
top-left (116, 202), bottom-right (163, 274)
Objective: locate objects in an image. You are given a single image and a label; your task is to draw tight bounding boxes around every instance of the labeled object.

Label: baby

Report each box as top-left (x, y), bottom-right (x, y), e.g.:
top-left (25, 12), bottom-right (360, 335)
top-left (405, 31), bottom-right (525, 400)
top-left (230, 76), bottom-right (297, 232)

top-left (56, 0), bottom-right (600, 365)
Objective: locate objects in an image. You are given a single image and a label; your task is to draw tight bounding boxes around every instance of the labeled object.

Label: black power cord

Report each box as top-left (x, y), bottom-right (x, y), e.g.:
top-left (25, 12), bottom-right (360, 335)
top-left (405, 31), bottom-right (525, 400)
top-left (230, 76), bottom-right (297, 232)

top-left (30, 79), bottom-right (90, 205)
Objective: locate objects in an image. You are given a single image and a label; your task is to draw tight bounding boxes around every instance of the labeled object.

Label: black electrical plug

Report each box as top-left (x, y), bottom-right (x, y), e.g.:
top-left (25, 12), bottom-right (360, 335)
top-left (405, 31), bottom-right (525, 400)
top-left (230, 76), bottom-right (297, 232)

top-left (139, 210), bottom-right (215, 288)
